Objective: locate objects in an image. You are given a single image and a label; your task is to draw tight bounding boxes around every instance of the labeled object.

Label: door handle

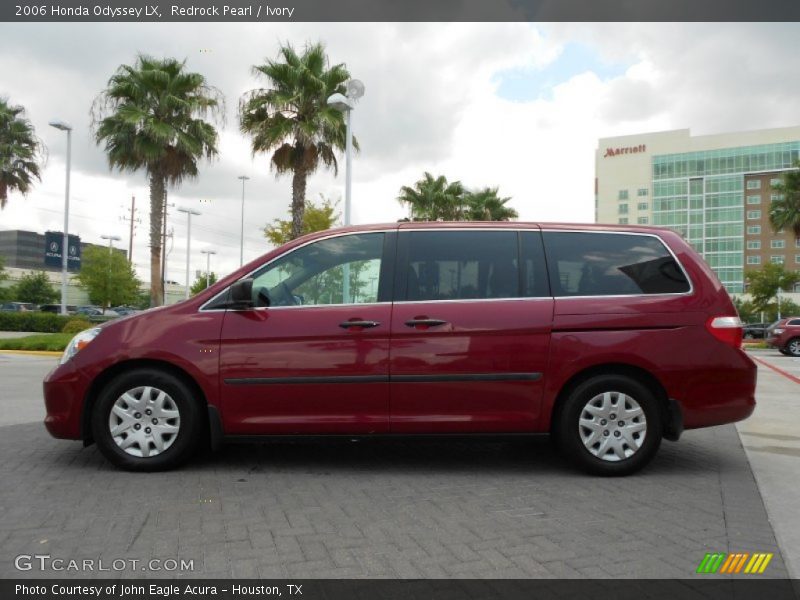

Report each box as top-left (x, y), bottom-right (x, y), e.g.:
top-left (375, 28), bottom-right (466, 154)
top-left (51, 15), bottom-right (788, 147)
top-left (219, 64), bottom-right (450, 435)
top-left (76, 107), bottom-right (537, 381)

top-left (405, 318), bottom-right (448, 328)
top-left (339, 320), bottom-right (380, 329)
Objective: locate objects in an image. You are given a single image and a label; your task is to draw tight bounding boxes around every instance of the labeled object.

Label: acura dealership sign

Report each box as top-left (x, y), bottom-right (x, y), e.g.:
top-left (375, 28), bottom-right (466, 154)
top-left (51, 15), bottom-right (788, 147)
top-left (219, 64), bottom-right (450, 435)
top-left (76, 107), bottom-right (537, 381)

top-left (44, 231), bottom-right (81, 270)
top-left (603, 144), bottom-right (646, 157)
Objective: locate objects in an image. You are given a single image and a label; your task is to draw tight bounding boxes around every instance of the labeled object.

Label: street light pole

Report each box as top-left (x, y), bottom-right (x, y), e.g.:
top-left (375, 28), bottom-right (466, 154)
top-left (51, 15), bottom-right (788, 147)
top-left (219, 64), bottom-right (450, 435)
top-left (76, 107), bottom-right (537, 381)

top-left (177, 207), bottom-right (201, 300)
top-left (327, 80), bottom-right (364, 305)
top-left (49, 120), bottom-right (72, 316)
top-left (100, 234), bottom-right (122, 254)
top-left (238, 175), bottom-right (249, 266)
top-left (201, 249), bottom-right (216, 289)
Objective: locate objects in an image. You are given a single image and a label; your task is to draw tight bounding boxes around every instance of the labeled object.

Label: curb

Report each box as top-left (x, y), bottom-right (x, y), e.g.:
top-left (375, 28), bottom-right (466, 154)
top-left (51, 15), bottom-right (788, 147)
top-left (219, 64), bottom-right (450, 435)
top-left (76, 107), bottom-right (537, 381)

top-left (0, 350), bottom-right (62, 357)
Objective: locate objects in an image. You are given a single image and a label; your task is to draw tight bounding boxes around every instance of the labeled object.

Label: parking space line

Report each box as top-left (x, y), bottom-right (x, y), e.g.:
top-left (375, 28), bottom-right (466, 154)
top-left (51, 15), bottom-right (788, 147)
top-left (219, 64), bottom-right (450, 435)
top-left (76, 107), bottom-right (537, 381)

top-left (752, 356), bottom-right (800, 386)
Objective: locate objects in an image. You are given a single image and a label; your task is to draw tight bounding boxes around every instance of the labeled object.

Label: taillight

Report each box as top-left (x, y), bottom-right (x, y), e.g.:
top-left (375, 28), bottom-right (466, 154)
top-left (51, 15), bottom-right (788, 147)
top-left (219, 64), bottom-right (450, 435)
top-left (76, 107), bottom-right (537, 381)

top-left (706, 316), bottom-right (743, 348)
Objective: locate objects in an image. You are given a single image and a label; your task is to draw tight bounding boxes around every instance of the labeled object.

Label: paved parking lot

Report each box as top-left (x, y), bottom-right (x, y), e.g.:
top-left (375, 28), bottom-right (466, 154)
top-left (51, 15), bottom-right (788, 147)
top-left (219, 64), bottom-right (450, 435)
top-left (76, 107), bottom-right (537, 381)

top-left (0, 352), bottom-right (792, 579)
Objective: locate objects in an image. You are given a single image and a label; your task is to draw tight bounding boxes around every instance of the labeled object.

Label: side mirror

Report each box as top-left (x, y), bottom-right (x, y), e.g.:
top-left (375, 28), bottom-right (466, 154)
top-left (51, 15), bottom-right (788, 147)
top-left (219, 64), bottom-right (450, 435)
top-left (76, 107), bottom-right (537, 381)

top-left (229, 278), bottom-right (254, 309)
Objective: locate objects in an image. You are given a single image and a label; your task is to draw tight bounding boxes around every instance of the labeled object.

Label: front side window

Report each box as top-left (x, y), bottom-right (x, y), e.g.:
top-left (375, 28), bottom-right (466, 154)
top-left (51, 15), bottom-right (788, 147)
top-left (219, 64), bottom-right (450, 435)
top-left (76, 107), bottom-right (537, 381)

top-left (250, 233), bottom-right (384, 307)
top-left (543, 232), bottom-right (690, 296)
top-left (403, 231), bottom-right (524, 301)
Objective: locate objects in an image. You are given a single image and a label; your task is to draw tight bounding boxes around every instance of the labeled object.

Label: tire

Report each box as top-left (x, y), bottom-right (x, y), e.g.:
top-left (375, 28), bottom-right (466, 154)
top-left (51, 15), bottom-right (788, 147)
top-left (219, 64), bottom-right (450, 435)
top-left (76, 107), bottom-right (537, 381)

top-left (779, 348), bottom-right (791, 356)
top-left (786, 338), bottom-right (800, 358)
top-left (555, 374), bottom-right (663, 476)
top-left (91, 368), bottom-right (203, 471)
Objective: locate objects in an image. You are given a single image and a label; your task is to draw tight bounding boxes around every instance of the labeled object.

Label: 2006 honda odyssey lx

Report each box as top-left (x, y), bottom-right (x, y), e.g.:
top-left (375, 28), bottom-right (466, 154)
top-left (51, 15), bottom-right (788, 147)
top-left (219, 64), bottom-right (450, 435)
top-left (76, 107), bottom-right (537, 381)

top-left (44, 222), bottom-right (756, 475)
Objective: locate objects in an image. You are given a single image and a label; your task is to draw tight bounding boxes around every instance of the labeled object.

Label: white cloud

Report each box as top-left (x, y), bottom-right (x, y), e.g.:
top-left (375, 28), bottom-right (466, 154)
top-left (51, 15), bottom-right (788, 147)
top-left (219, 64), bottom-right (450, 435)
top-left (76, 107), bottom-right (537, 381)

top-left (1, 22), bottom-right (799, 285)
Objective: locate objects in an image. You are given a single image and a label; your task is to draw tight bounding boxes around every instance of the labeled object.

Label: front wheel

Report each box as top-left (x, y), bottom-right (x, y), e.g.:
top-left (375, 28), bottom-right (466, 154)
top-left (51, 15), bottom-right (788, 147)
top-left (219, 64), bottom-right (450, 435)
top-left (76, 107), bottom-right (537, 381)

top-left (91, 368), bottom-right (202, 471)
top-left (786, 338), bottom-right (800, 358)
top-left (555, 375), bottom-right (663, 476)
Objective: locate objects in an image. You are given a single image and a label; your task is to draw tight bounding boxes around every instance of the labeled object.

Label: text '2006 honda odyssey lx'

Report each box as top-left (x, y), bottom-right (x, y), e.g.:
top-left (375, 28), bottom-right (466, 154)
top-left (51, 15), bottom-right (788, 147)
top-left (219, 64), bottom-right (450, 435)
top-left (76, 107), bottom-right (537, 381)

top-left (44, 222), bottom-right (756, 475)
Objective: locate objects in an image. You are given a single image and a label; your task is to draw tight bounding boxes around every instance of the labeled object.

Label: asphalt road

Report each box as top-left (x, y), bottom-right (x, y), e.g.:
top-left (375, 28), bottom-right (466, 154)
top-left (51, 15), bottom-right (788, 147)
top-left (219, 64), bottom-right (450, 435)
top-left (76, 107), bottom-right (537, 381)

top-left (0, 350), bottom-right (794, 579)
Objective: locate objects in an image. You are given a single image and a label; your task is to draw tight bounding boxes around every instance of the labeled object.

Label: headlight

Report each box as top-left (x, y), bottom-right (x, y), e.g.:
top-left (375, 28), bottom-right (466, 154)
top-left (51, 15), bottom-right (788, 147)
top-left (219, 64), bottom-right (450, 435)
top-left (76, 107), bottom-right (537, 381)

top-left (773, 328), bottom-right (785, 335)
top-left (60, 327), bottom-right (102, 364)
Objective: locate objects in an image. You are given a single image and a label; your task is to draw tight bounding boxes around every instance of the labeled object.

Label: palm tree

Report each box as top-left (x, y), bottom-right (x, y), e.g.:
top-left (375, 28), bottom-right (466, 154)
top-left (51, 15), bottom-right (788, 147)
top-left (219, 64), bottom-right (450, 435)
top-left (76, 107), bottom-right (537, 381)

top-left (770, 160), bottom-right (800, 238)
top-left (397, 172), bottom-right (467, 221)
top-left (0, 98), bottom-right (45, 209)
top-left (465, 187), bottom-right (518, 221)
top-left (93, 55), bottom-right (222, 306)
top-left (240, 42), bottom-right (352, 240)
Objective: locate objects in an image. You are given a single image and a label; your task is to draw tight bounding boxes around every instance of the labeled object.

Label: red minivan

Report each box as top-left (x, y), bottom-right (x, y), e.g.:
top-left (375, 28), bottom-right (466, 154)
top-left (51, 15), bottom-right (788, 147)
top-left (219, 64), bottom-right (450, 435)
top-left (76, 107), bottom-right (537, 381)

top-left (43, 223), bottom-right (756, 475)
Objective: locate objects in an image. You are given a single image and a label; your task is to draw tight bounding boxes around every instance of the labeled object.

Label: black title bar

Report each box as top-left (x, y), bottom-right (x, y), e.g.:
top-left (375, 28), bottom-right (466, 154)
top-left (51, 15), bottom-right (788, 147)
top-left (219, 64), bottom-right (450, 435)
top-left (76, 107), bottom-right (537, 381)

top-left (3, 0), bottom-right (800, 22)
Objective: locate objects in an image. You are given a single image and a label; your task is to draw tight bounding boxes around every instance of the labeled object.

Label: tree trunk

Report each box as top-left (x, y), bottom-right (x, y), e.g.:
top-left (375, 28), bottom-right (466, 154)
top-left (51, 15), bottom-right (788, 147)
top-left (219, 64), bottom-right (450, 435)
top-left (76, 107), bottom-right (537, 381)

top-left (149, 173), bottom-right (165, 307)
top-left (290, 160), bottom-right (307, 240)
top-left (0, 180), bottom-right (7, 209)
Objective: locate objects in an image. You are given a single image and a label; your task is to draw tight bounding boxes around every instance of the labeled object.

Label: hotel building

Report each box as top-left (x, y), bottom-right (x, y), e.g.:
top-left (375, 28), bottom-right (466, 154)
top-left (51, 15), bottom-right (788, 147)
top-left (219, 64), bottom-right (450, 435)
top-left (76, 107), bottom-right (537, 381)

top-left (595, 127), bottom-right (800, 294)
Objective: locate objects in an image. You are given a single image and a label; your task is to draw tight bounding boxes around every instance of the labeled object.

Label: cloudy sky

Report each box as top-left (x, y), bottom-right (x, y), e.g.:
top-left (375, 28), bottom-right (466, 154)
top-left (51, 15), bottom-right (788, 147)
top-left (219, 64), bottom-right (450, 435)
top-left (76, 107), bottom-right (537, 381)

top-left (1, 22), bottom-right (799, 282)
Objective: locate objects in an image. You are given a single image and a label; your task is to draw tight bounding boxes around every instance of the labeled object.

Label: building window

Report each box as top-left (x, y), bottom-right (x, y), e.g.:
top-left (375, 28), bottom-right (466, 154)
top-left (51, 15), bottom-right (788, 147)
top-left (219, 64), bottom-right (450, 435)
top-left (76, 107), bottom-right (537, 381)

top-left (771, 256), bottom-right (785, 264)
top-left (771, 240), bottom-right (786, 249)
top-left (618, 190), bottom-right (629, 200)
top-left (747, 210), bottom-right (761, 220)
top-left (796, 238), bottom-right (800, 248)
top-left (637, 188), bottom-right (648, 197)
top-left (746, 195), bottom-right (761, 205)
top-left (746, 180), bottom-right (761, 190)
top-left (637, 216), bottom-right (649, 224)
top-left (618, 218), bottom-right (628, 225)
top-left (747, 225), bottom-right (761, 235)
top-left (637, 202), bottom-right (649, 211)
top-left (747, 256), bottom-right (761, 265)
top-left (747, 240), bottom-right (761, 250)
top-left (770, 178), bottom-right (783, 187)
top-left (771, 194), bottom-right (784, 202)
top-left (796, 255), bottom-right (800, 264)
top-left (618, 203), bottom-right (629, 214)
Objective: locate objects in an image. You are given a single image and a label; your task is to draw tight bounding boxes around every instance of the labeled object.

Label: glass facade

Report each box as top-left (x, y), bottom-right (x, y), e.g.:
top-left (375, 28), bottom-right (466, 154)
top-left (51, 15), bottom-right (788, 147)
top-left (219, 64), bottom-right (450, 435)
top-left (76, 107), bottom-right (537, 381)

top-left (652, 141), bottom-right (800, 292)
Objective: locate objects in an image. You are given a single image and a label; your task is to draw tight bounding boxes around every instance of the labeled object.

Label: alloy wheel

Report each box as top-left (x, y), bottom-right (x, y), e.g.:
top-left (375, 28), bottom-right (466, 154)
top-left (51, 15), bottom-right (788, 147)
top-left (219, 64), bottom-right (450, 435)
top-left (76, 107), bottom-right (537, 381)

top-left (578, 391), bottom-right (647, 462)
top-left (108, 386), bottom-right (181, 458)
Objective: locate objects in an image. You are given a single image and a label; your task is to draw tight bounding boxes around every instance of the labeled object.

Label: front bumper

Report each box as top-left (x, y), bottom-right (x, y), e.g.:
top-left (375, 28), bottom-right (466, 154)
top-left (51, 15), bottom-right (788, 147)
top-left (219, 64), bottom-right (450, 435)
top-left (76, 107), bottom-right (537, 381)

top-left (43, 360), bottom-right (89, 440)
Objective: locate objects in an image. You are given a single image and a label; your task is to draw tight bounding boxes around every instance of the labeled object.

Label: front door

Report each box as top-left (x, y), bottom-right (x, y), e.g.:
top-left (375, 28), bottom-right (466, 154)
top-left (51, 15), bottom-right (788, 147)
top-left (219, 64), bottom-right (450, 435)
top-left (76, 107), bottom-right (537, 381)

top-left (389, 228), bottom-right (553, 433)
top-left (219, 231), bottom-right (395, 435)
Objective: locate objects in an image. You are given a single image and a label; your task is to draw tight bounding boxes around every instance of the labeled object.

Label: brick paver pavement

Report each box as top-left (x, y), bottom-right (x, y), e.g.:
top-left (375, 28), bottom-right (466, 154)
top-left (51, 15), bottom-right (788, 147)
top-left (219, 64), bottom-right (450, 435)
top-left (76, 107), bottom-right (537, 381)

top-left (0, 421), bottom-right (788, 579)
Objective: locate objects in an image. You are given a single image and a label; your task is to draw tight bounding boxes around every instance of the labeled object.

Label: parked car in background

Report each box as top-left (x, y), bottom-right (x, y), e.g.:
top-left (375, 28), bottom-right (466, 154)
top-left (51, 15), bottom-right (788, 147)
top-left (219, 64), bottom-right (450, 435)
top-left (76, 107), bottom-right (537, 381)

top-left (39, 304), bottom-right (77, 315)
top-left (766, 317), bottom-right (800, 357)
top-left (111, 306), bottom-right (140, 316)
top-left (44, 223), bottom-right (756, 476)
top-left (0, 302), bottom-right (37, 312)
top-left (742, 322), bottom-right (771, 340)
top-left (76, 306), bottom-right (120, 317)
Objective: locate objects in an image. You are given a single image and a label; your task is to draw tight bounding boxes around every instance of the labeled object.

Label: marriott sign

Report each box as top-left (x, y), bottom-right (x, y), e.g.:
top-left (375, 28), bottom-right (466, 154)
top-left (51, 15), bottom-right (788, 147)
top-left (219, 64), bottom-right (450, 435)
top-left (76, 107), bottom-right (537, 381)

top-left (603, 144), bottom-right (646, 158)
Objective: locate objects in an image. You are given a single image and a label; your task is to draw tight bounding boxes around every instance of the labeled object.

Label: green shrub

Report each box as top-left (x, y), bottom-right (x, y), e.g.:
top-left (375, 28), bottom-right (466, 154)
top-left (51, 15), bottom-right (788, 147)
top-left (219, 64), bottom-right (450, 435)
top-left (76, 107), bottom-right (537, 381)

top-left (0, 311), bottom-right (71, 332)
top-left (62, 319), bottom-right (93, 334)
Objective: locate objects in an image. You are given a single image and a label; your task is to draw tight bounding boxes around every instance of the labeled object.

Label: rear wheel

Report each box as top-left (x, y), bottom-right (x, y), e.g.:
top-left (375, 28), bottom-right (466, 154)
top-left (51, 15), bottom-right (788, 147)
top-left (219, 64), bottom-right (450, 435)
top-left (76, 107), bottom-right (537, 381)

top-left (91, 368), bottom-right (202, 471)
top-left (787, 338), bottom-right (800, 358)
top-left (555, 374), bottom-right (663, 476)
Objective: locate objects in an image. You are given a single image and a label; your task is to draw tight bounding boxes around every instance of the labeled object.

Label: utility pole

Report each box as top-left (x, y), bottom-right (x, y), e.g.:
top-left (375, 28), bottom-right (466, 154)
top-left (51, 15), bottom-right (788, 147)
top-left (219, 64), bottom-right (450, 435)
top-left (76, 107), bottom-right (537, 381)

top-left (120, 195), bottom-right (139, 263)
top-left (161, 191), bottom-right (168, 305)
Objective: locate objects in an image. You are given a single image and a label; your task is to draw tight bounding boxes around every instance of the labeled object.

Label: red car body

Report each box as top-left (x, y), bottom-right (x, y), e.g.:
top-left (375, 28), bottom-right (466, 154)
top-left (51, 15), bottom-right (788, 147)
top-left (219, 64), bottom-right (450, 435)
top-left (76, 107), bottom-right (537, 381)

top-left (766, 317), bottom-right (800, 356)
top-left (44, 222), bottom-right (756, 452)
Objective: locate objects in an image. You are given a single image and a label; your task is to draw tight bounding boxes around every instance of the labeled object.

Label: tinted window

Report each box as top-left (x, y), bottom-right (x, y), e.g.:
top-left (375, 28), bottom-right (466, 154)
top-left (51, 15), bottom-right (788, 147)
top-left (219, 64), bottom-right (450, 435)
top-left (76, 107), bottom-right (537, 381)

top-left (404, 231), bottom-right (519, 301)
top-left (250, 233), bottom-right (384, 307)
top-left (520, 232), bottom-right (550, 297)
top-left (789, 319), bottom-right (800, 326)
top-left (542, 232), bottom-right (690, 296)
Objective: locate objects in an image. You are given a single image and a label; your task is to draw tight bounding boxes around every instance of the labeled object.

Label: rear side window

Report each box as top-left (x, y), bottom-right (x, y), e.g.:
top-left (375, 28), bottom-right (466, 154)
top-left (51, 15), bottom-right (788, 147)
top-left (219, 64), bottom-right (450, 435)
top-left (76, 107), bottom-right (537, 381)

top-left (542, 232), bottom-right (690, 296)
top-left (403, 231), bottom-right (520, 301)
top-left (789, 319), bottom-right (800, 326)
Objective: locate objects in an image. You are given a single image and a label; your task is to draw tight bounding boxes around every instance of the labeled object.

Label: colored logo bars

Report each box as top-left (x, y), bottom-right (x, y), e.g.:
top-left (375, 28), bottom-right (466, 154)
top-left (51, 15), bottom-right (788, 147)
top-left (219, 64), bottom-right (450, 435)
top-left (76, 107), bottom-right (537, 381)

top-left (696, 552), bottom-right (773, 574)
